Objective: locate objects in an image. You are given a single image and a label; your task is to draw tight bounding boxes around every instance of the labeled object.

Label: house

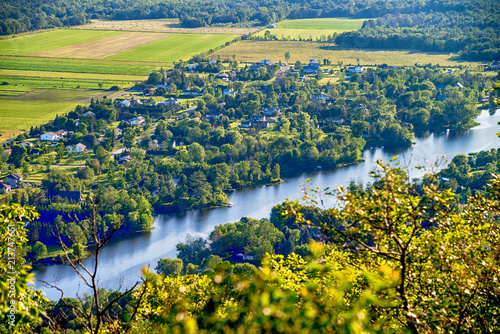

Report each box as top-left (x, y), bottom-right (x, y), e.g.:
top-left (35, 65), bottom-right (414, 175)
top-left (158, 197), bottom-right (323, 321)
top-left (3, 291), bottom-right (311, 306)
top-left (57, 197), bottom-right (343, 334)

top-left (240, 121), bottom-right (252, 128)
top-left (2, 149), bottom-right (11, 156)
top-left (151, 187), bottom-right (161, 196)
top-left (215, 73), bottom-right (228, 79)
top-left (237, 253), bottom-right (255, 261)
top-left (187, 63), bottom-right (198, 70)
top-left (161, 98), bottom-right (180, 106)
top-left (40, 132), bottom-right (60, 141)
top-left (205, 113), bottom-right (223, 121)
top-left (250, 115), bottom-right (266, 122)
top-left (490, 60), bottom-right (500, 70)
top-left (83, 111), bottom-right (95, 117)
top-left (130, 116), bottom-right (146, 126)
top-left (455, 82), bottom-right (464, 91)
top-left (267, 117), bottom-right (278, 123)
top-left (56, 191), bottom-right (82, 204)
top-left (260, 59), bottom-right (275, 66)
top-left (223, 88), bottom-right (235, 97)
top-left (303, 65), bottom-right (319, 74)
top-left (120, 100), bottom-right (131, 107)
top-left (119, 155), bottom-right (132, 164)
top-left (75, 143), bottom-right (87, 153)
top-left (258, 121), bottom-right (270, 128)
top-left (263, 107), bottom-right (281, 116)
top-left (55, 130), bottom-right (68, 137)
top-left (149, 139), bottom-right (159, 148)
top-left (267, 24), bottom-right (277, 28)
top-left (347, 66), bottom-right (363, 73)
top-left (5, 174), bottom-right (23, 189)
top-left (20, 141), bottom-right (34, 147)
top-left (115, 128), bottom-right (123, 136)
top-left (208, 59), bottom-right (217, 64)
top-left (312, 94), bottom-right (329, 103)
top-left (0, 182), bottom-right (11, 194)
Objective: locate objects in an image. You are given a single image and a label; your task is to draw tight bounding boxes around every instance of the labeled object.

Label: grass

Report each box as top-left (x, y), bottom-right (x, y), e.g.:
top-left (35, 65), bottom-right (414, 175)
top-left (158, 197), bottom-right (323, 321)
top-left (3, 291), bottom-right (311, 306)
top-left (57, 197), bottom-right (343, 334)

top-left (0, 30), bottom-right (125, 56)
top-left (74, 19), bottom-right (260, 35)
top-left (278, 18), bottom-right (366, 30)
top-left (214, 40), bottom-right (480, 67)
top-left (106, 33), bottom-right (239, 62)
top-left (0, 56), bottom-right (161, 75)
top-left (0, 75), bottom-right (136, 91)
top-left (0, 69), bottom-right (146, 81)
top-left (256, 28), bottom-right (353, 40)
top-left (0, 89), bottom-right (104, 140)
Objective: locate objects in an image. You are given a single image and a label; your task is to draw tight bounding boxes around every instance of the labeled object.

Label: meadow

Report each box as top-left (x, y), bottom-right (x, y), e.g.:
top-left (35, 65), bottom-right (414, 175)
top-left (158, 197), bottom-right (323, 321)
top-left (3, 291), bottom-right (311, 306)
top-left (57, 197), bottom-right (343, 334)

top-left (278, 18), bottom-right (366, 30)
top-left (0, 89), bottom-right (103, 141)
top-left (0, 75), bottom-right (137, 92)
top-left (74, 19), bottom-right (260, 35)
top-left (214, 41), bottom-right (478, 67)
top-left (0, 30), bottom-right (125, 56)
top-left (106, 33), bottom-right (239, 62)
top-left (255, 18), bottom-right (366, 41)
top-left (0, 56), bottom-right (159, 75)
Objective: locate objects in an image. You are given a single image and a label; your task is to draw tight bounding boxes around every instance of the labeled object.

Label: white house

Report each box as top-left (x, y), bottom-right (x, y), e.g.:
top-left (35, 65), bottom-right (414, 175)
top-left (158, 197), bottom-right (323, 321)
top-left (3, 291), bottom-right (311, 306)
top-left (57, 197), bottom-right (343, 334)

top-left (40, 132), bottom-right (60, 141)
top-left (83, 111), bottom-right (96, 117)
top-left (347, 66), bottom-right (364, 73)
top-left (490, 60), bottom-right (500, 70)
top-left (130, 116), bottom-right (146, 126)
top-left (187, 63), bottom-right (199, 70)
top-left (67, 143), bottom-right (87, 153)
top-left (20, 141), bottom-right (34, 147)
top-left (120, 100), bottom-right (131, 108)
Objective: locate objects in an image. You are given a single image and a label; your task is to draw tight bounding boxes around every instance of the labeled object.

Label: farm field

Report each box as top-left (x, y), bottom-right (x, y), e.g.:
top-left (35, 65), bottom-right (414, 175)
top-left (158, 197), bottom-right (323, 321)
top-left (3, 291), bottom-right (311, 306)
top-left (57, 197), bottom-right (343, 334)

top-left (0, 89), bottom-right (103, 141)
top-left (75, 19), bottom-right (260, 35)
top-left (106, 33), bottom-right (239, 62)
top-left (0, 56), bottom-right (159, 75)
top-left (0, 69), bottom-right (146, 81)
top-left (214, 41), bottom-right (478, 67)
top-left (256, 28), bottom-right (350, 40)
top-left (0, 75), bottom-right (136, 93)
top-left (257, 18), bottom-right (366, 40)
top-left (0, 30), bottom-right (124, 56)
top-left (278, 18), bottom-right (366, 30)
top-left (32, 32), bottom-right (170, 59)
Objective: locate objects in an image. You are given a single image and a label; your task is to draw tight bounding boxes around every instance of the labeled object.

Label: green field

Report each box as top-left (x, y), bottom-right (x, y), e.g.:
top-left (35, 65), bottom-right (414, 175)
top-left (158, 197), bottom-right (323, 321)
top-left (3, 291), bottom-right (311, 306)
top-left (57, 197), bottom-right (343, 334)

top-left (278, 18), bottom-right (366, 30)
top-left (0, 89), bottom-right (102, 140)
top-left (0, 56), bottom-right (159, 75)
top-left (256, 28), bottom-right (349, 40)
top-left (106, 33), bottom-right (239, 62)
top-left (0, 75), bottom-right (136, 92)
top-left (0, 69), bottom-right (146, 81)
top-left (257, 18), bottom-right (366, 41)
top-left (215, 40), bottom-right (478, 67)
top-left (0, 30), bottom-right (125, 56)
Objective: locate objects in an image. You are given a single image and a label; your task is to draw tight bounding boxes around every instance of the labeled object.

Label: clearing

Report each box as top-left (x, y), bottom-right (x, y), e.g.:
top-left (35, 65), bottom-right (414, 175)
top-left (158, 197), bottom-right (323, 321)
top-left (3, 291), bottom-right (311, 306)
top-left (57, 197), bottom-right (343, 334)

top-left (74, 19), bottom-right (260, 35)
top-left (214, 41), bottom-right (479, 67)
top-left (31, 32), bottom-right (170, 59)
top-left (278, 18), bottom-right (366, 30)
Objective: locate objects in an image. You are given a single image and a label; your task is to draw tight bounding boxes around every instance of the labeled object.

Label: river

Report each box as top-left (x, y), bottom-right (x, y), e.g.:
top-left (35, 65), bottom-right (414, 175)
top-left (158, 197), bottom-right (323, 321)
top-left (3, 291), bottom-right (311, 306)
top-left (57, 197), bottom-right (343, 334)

top-left (34, 109), bottom-right (500, 300)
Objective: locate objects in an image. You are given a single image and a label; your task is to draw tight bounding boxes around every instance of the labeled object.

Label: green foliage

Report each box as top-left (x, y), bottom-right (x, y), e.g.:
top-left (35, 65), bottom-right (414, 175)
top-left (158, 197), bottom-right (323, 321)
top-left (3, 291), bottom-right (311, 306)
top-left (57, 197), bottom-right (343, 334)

top-left (282, 161), bottom-right (500, 332)
top-left (0, 204), bottom-right (46, 333)
top-left (155, 258), bottom-right (184, 277)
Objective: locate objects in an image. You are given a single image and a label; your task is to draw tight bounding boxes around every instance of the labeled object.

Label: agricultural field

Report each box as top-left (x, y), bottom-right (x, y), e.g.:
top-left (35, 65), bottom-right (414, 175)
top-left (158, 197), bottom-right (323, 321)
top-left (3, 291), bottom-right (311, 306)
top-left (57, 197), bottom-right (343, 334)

top-left (0, 69), bottom-right (146, 82)
top-left (0, 56), bottom-right (159, 75)
top-left (256, 18), bottom-right (366, 41)
top-left (106, 33), bottom-right (239, 62)
top-left (75, 19), bottom-right (260, 35)
top-left (214, 41), bottom-right (479, 67)
top-left (32, 32), bottom-right (170, 59)
top-left (278, 18), bottom-right (366, 30)
top-left (0, 30), bottom-right (125, 56)
top-left (0, 89), bottom-right (103, 141)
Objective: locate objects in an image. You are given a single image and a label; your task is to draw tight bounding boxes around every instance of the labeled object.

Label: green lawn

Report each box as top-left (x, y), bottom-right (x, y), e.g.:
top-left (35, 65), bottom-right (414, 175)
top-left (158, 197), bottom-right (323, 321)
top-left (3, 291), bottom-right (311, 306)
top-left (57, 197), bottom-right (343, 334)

top-left (0, 56), bottom-right (160, 75)
top-left (106, 33), bottom-right (239, 62)
top-left (0, 30), bottom-right (125, 56)
top-left (278, 18), bottom-right (366, 30)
